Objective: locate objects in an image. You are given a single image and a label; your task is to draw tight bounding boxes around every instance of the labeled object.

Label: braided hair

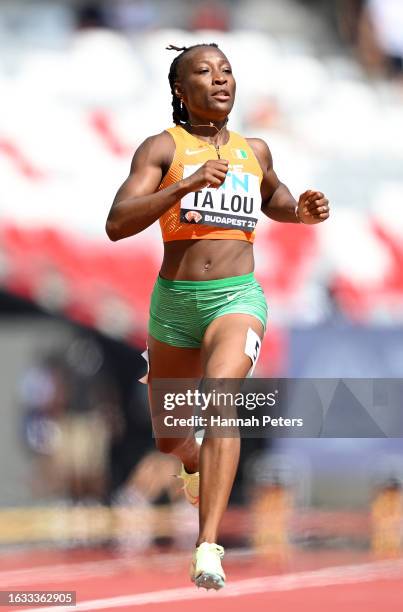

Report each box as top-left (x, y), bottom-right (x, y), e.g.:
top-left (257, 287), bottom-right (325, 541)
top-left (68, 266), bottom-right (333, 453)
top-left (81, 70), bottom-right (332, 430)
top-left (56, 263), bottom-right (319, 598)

top-left (166, 43), bottom-right (219, 125)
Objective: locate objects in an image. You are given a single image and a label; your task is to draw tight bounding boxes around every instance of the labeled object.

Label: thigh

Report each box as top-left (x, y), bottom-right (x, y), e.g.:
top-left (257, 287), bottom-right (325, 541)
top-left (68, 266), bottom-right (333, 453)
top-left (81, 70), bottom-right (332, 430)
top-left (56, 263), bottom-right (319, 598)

top-left (147, 335), bottom-right (202, 444)
top-left (148, 334), bottom-right (202, 380)
top-left (201, 314), bottom-right (264, 378)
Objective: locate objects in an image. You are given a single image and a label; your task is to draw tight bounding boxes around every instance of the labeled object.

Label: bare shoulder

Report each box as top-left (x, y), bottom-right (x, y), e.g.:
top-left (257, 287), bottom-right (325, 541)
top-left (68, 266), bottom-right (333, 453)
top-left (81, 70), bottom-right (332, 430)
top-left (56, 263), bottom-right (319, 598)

top-left (141, 130), bottom-right (176, 150)
top-left (130, 130), bottom-right (175, 173)
top-left (245, 137), bottom-right (273, 171)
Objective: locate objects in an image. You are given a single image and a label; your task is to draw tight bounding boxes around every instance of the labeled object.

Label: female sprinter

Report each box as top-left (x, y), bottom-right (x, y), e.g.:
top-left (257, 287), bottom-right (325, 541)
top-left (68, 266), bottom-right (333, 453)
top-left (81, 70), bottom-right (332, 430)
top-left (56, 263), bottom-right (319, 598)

top-left (106, 43), bottom-right (330, 590)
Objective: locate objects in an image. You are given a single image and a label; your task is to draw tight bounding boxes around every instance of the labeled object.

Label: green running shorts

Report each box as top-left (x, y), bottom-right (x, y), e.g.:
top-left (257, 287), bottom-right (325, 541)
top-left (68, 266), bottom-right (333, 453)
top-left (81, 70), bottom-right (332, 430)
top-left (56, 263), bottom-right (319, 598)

top-left (148, 272), bottom-right (268, 348)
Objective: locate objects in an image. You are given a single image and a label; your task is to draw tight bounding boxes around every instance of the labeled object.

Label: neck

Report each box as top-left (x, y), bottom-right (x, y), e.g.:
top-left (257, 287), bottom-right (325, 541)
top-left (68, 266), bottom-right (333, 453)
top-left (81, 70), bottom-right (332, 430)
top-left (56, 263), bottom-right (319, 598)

top-left (184, 114), bottom-right (228, 144)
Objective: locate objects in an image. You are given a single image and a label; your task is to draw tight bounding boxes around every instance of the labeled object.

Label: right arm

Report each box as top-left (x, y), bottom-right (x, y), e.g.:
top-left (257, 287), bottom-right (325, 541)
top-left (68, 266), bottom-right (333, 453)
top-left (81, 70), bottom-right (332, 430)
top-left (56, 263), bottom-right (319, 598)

top-left (106, 132), bottom-right (229, 241)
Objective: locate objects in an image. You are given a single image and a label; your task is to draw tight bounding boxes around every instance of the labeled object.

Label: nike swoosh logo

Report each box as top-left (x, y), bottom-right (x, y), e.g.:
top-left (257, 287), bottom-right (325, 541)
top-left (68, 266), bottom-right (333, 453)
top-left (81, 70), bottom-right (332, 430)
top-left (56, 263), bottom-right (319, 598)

top-left (185, 148), bottom-right (210, 156)
top-left (227, 291), bottom-right (242, 302)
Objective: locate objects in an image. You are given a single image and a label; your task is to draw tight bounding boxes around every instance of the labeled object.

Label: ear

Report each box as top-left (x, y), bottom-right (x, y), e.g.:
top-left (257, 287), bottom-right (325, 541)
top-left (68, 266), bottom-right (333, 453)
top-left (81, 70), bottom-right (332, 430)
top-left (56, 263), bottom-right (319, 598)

top-left (174, 82), bottom-right (183, 101)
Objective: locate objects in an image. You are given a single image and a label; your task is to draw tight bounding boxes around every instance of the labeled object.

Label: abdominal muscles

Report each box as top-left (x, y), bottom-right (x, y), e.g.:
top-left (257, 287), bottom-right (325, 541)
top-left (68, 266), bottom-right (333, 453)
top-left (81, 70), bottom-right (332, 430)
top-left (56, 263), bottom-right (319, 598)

top-left (160, 239), bottom-right (254, 281)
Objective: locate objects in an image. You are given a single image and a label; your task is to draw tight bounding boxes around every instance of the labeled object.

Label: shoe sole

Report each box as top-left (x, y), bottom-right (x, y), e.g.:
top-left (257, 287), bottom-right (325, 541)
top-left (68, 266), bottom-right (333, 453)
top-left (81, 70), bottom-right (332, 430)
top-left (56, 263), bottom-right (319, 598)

top-left (195, 572), bottom-right (225, 590)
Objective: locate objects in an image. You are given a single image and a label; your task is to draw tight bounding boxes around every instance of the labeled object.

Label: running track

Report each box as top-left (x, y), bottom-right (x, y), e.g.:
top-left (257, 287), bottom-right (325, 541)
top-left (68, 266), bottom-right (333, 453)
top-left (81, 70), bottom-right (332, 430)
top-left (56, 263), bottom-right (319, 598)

top-left (1, 549), bottom-right (402, 611)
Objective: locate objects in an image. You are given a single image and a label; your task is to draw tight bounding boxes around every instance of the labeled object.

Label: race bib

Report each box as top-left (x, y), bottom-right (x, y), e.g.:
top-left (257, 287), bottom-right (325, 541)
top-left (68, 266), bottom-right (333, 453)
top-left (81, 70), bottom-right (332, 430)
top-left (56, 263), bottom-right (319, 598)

top-left (180, 164), bottom-right (261, 232)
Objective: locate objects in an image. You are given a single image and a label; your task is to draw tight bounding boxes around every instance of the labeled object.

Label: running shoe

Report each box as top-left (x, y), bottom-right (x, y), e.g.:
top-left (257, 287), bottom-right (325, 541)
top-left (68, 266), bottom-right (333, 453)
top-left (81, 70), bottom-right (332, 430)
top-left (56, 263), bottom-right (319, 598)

top-left (178, 464), bottom-right (199, 507)
top-left (190, 542), bottom-right (226, 590)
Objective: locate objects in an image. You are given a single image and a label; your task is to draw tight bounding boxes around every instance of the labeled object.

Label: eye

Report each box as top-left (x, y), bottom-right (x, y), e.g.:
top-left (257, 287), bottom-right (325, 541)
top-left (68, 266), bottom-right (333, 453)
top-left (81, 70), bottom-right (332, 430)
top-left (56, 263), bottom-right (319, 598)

top-left (223, 68), bottom-right (232, 73)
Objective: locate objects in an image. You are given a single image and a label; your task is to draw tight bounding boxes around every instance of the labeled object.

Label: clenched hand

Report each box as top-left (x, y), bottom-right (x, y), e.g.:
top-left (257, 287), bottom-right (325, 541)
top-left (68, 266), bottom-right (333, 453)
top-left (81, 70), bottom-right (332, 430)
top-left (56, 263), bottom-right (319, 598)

top-left (297, 190), bottom-right (330, 225)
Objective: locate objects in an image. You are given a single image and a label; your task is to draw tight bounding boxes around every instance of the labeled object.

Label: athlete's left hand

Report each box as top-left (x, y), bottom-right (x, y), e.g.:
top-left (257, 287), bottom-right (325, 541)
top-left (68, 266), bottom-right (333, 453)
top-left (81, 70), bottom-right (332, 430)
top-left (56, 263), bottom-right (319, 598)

top-left (297, 190), bottom-right (330, 225)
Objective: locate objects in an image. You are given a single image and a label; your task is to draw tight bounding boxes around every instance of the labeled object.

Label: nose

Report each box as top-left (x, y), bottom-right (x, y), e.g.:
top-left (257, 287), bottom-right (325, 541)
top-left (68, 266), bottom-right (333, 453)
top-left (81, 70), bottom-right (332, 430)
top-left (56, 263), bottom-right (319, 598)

top-left (212, 71), bottom-right (227, 85)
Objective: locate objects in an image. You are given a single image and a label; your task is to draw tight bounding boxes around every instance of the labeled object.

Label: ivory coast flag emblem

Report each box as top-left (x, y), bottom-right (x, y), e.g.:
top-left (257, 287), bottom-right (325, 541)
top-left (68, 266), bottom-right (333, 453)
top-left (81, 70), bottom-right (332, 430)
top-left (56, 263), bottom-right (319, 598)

top-left (231, 148), bottom-right (248, 159)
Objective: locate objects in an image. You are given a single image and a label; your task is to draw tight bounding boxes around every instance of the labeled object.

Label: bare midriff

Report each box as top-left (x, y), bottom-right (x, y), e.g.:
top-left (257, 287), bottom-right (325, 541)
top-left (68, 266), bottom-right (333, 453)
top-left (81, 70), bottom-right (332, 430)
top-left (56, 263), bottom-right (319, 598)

top-left (160, 239), bottom-right (254, 281)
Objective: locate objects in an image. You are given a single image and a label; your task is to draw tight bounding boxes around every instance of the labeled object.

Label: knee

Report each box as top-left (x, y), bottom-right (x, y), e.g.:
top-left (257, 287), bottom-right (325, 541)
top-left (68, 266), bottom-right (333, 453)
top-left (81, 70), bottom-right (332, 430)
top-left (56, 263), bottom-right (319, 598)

top-left (202, 376), bottom-right (240, 396)
top-left (204, 357), bottom-right (229, 380)
top-left (204, 358), bottom-right (251, 380)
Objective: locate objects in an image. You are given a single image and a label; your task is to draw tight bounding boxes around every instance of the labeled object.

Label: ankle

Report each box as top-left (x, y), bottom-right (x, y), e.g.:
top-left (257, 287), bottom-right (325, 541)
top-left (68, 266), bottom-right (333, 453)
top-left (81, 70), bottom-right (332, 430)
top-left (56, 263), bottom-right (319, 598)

top-left (196, 535), bottom-right (217, 547)
top-left (178, 440), bottom-right (199, 473)
top-left (183, 463), bottom-right (199, 475)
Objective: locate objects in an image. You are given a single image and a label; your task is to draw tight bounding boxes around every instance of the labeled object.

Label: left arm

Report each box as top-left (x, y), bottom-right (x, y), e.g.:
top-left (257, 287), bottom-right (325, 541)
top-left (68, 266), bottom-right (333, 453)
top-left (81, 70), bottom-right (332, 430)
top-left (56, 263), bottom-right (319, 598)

top-left (247, 138), bottom-right (330, 225)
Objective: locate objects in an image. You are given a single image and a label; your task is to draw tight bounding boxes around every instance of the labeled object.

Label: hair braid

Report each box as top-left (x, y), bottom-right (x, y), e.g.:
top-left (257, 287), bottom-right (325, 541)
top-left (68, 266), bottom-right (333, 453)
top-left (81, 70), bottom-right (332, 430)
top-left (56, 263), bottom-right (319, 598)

top-left (166, 43), bottom-right (219, 125)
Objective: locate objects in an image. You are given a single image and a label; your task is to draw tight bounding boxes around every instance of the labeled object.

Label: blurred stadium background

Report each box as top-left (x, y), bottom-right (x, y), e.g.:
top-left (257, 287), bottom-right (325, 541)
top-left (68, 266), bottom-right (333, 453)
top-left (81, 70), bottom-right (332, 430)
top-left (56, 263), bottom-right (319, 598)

top-left (0, 0), bottom-right (402, 609)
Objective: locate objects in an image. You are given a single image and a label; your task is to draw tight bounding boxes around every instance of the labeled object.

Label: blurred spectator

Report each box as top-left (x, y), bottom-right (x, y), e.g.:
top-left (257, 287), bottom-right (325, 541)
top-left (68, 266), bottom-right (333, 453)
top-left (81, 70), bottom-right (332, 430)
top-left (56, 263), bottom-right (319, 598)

top-left (21, 356), bottom-right (69, 497)
top-left (52, 404), bottom-right (120, 502)
top-left (371, 478), bottom-right (403, 557)
top-left (336, 0), bottom-right (366, 47)
top-left (76, 2), bottom-right (109, 30)
top-left (106, 0), bottom-right (159, 33)
top-left (357, 0), bottom-right (403, 78)
top-left (189, 1), bottom-right (231, 32)
top-left (21, 336), bottom-right (123, 503)
top-left (244, 96), bottom-right (283, 131)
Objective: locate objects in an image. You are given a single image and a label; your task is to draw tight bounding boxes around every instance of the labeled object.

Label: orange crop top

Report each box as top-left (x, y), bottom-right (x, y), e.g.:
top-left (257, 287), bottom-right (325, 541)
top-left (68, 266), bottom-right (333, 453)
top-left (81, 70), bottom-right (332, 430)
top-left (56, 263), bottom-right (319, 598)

top-left (158, 125), bottom-right (263, 243)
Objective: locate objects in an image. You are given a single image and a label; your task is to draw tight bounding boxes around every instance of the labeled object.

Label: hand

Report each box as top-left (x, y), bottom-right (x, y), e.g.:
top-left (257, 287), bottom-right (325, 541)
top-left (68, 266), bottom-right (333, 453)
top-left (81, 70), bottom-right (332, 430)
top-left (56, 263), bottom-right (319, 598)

top-left (183, 159), bottom-right (229, 191)
top-left (297, 190), bottom-right (330, 225)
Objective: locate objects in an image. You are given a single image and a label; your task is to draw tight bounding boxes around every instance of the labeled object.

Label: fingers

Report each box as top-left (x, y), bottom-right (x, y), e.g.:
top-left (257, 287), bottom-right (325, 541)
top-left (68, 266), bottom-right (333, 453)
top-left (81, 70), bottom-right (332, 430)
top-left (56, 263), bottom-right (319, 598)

top-left (299, 189), bottom-right (314, 202)
top-left (300, 190), bottom-right (322, 204)
top-left (207, 161), bottom-right (229, 180)
top-left (189, 159), bottom-right (229, 190)
top-left (205, 160), bottom-right (229, 188)
top-left (212, 159), bottom-right (229, 166)
top-left (205, 159), bottom-right (229, 169)
top-left (306, 191), bottom-right (325, 206)
top-left (304, 198), bottom-right (329, 214)
top-left (207, 179), bottom-right (224, 188)
top-left (299, 190), bottom-right (330, 223)
top-left (207, 171), bottom-right (228, 187)
top-left (215, 159), bottom-right (229, 168)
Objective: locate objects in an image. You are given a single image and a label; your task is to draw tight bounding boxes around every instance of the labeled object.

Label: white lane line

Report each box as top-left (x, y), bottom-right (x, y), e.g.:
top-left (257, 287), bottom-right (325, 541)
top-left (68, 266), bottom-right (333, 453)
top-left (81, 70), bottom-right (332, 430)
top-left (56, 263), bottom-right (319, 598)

top-left (16, 558), bottom-right (403, 612)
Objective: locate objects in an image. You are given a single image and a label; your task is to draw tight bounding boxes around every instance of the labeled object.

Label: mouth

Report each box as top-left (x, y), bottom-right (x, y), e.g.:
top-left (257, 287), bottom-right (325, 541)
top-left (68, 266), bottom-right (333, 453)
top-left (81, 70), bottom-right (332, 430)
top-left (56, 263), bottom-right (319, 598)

top-left (211, 90), bottom-right (231, 101)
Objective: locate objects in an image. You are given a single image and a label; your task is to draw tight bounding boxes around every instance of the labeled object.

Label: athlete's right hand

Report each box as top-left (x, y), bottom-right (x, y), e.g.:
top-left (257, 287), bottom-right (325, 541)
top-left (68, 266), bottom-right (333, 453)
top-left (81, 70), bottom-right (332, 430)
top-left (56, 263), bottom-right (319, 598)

top-left (183, 159), bottom-right (229, 191)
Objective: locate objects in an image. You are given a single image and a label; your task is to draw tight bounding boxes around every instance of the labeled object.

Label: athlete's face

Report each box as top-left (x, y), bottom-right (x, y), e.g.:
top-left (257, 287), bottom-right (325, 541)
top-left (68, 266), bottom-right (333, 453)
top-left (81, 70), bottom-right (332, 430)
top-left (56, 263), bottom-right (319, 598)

top-left (175, 47), bottom-right (236, 123)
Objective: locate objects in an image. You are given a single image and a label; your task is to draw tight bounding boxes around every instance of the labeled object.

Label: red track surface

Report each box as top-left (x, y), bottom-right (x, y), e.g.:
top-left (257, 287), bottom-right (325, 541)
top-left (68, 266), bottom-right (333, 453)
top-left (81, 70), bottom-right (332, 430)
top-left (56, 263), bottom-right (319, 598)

top-left (1, 548), bottom-right (402, 612)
